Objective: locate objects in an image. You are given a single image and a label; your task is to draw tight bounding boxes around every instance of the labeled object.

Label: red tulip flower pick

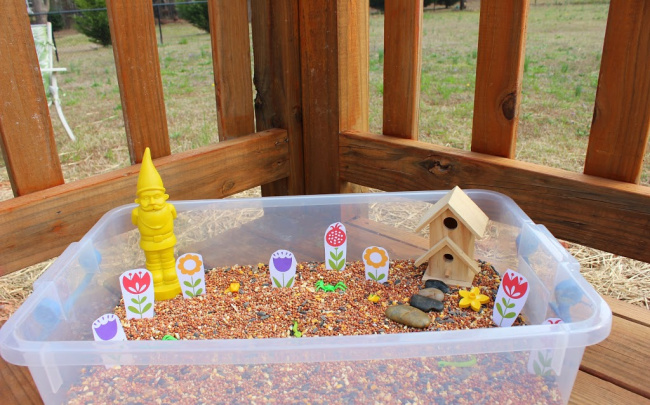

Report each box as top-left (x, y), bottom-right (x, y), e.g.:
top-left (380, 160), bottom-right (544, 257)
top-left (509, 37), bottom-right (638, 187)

top-left (527, 318), bottom-right (564, 376)
top-left (120, 269), bottom-right (155, 319)
top-left (492, 269), bottom-right (529, 327)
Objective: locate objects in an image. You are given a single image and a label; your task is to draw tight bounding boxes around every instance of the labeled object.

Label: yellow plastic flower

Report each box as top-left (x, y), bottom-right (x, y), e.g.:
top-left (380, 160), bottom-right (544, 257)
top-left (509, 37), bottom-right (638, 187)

top-left (459, 287), bottom-right (490, 312)
top-left (178, 254), bottom-right (202, 276)
top-left (363, 247), bottom-right (388, 269)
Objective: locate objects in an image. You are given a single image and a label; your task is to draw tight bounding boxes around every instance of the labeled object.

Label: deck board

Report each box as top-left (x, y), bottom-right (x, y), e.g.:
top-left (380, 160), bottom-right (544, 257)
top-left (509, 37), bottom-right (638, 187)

top-left (570, 371), bottom-right (650, 404)
top-left (579, 314), bottom-right (650, 398)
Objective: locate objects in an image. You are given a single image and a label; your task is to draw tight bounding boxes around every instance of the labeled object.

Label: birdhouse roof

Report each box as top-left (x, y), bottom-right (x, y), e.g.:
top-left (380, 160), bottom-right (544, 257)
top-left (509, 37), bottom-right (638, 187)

top-left (414, 186), bottom-right (489, 236)
top-left (414, 236), bottom-right (480, 274)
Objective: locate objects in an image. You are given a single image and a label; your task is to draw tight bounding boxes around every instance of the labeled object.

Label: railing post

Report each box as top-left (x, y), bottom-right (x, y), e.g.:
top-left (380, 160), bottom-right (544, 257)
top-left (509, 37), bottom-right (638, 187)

top-left (209, 0), bottom-right (256, 141)
top-left (0, 1), bottom-right (64, 196)
top-left (382, 0), bottom-right (423, 140)
top-left (584, 0), bottom-right (650, 184)
top-left (471, 0), bottom-right (529, 158)
top-left (107, 0), bottom-right (171, 163)
top-left (252, 0), bottom-right (305, 196)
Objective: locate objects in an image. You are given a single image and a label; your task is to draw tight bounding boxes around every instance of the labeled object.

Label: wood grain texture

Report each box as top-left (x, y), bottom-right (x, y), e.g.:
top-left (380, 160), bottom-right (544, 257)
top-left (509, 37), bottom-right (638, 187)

top-left (0, 129), bottom-right (289, 275)
top-left (340, 131), bottom-right (650, 263)
top-left (0, 322), bottom-right (43, 405)
top-left (106, 0), bottom-right (170, 163)
top-left (299, 0), bottom-right (340, 194)
top-left (338, 0), bottom-right (369, 133)
top-left (0, 2), bottom-right (64, 196)
top-left (580, 315), bottom-right (650, 398)
top-left (209, 0), bottom-right (256, 140)
top-left (584, 0), bottom-right (650, 183)
top-left (603, 296), bottom-right (650, 327)
top-left (337, 0), bottom-right (371, 214)
top-left (251, 0), bottom-right (304, 196)
top-left (570, 371), bottom-right (650, 405)
top-left (471, 0), bottom-right (529, 158)
top-left (382, 0), bottom-right (422, 139)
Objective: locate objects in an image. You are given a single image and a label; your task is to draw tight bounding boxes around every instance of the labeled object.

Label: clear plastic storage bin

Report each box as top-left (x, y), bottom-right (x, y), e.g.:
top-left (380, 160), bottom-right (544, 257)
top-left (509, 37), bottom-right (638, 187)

top-left (0, 190), bottom-right (611, 404)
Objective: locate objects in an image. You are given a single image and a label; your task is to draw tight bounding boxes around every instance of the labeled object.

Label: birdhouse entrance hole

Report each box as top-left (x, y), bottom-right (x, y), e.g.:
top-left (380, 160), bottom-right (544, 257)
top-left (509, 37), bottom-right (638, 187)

top-left (443, 253), bottom-right (454, 262)
top-left (443, 217), bottom-right (458, 230)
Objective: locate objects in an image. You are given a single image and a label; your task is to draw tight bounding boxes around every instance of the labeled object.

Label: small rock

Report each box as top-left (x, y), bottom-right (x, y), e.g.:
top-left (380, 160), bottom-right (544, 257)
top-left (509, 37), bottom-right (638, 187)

top-left (418, 287), bottom-right (445, 302)
top-left (385, 305), bottom-right (431, 329)
top-left (424, 279), bottom-right (450, 293)
top-left (410, 294), bottom-right (444, 312)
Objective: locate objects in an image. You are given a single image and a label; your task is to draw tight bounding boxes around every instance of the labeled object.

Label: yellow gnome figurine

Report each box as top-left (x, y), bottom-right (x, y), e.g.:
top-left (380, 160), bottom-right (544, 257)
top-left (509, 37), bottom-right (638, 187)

top-left (132, 147), bottom-right (181, 300)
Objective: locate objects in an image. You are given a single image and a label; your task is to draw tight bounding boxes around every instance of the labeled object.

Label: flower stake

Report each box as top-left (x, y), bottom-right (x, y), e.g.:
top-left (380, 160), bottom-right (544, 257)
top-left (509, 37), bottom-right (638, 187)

top-left (176, 253), bottom-right (206, 298)
top-left (527, 318), bottom-right (564, 376)
top-left (324, 222), bottom-right (347, 271)
top-left (120, 269), bottom-right (155, 319)
top-left (92, 314), bottom-right (127, 341)
top-left (492, 269), bottom-right (529, 327)
top-left (269, 250), bottom-right (297, 288)
top-left (363, 246), bottom-right (389, 282)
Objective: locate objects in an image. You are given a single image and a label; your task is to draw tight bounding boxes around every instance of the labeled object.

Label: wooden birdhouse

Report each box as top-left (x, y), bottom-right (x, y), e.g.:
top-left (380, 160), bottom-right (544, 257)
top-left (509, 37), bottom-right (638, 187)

top-left (414, 187), bottom-right (489, 288)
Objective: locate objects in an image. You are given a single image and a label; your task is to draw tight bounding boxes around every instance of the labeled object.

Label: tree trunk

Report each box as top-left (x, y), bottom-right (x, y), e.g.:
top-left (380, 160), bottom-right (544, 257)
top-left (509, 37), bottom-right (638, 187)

top-left (460, 0), bottom-right (466, 10)
top-left (31, 0), bottom-right (50, 24)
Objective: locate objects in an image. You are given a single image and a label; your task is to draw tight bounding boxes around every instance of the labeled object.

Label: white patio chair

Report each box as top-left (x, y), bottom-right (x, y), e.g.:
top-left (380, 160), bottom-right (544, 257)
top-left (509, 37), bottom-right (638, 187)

top-left (31, 22), bottom-right (76, 141)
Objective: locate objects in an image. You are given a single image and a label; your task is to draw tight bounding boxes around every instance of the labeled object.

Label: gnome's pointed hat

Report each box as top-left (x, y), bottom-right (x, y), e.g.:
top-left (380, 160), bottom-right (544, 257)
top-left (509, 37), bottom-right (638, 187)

top-left (136, 147), bottom-right (165, 195)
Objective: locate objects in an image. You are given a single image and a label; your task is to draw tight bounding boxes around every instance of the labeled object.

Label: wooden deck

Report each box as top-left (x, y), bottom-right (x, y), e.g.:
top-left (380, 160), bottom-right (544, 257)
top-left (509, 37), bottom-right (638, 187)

top-left (1, 295), bottom-right (647, 404)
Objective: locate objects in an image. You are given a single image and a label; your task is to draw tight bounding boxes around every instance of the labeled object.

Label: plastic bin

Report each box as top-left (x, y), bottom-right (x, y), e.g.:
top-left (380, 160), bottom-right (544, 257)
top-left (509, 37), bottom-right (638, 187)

top-left (0, 190), bottom-right (611, 404)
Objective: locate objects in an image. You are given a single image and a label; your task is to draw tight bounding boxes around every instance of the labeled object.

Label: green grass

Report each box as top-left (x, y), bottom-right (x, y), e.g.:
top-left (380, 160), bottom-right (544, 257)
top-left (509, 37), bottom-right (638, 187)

top-left (2, 1), bottom-right (647, 201)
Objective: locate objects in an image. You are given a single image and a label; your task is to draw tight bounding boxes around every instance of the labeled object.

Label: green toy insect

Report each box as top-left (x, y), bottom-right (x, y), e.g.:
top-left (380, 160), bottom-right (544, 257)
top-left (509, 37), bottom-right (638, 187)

top-left (314, 280), bottom-right (347, 292)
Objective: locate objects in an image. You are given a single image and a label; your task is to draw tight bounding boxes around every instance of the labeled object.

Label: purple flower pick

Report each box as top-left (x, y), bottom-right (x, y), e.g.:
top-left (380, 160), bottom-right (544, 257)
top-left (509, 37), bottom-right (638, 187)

top-left (92, 313), bottom-right (126, 342)
top-left (273, 256), bottom-right (293, 273)
top-left (93, 316), bottom-right (118, 341)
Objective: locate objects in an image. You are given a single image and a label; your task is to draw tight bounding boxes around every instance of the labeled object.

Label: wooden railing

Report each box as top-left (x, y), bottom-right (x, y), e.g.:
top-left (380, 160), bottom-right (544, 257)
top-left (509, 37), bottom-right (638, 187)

top-left (1, 0), bottom-right (649, 277)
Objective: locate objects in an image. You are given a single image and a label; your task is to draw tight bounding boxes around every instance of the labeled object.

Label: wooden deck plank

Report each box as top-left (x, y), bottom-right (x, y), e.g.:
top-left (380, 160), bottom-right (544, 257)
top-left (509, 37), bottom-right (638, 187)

top-left (0, 1), bottom-right (64, 196)
top-left (0, 322), bottom-right (42, 404)
top-left (580, 314), bottom-right (650, 398)
top-left (603, 295), bottom-right (650, 327)
top-left (570, 371), bottom-right (650, 405)
top-left (339, 131), bottom-right (650, 264)
top-left (106, 0), bottom-right (171, 163)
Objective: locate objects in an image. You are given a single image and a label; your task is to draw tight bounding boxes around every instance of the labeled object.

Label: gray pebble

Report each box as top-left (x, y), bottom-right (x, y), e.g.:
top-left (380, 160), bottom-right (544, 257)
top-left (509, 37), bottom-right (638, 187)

top-left (424, 279), bottom-right (450, 293)
top-left (410, 294), bottom-right (444, 312)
